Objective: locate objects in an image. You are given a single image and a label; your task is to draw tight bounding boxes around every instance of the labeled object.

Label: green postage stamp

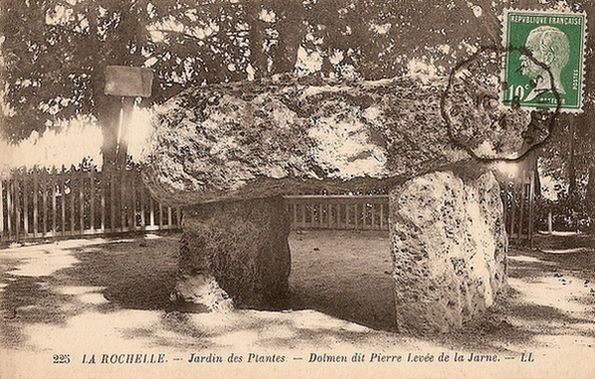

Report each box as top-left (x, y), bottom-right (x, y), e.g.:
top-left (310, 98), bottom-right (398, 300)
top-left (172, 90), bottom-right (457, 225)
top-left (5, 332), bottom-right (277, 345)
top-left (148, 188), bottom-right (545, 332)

top-left (502, 9), bottom-right (587, 112)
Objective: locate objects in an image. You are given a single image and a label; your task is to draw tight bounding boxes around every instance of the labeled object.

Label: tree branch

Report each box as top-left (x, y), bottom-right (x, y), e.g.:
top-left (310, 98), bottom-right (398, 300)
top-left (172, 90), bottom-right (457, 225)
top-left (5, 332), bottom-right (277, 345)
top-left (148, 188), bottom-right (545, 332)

top-left (149, 28), bottom-right (209, 44)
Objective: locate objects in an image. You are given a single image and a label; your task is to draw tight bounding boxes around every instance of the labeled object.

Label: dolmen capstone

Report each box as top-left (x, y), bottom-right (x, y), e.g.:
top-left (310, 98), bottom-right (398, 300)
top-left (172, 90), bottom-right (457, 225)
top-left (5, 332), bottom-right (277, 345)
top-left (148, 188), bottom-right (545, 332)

top-left (142, 54), bottom-right (546, 334)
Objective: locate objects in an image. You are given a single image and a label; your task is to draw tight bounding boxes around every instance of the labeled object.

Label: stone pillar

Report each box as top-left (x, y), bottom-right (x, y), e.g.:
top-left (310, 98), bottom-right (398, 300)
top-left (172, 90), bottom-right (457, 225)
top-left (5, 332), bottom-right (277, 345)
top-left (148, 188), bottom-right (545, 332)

top-left (389, 164), bottom-right (507, 335)
top-left (171, 196), bottom-right (291, 311)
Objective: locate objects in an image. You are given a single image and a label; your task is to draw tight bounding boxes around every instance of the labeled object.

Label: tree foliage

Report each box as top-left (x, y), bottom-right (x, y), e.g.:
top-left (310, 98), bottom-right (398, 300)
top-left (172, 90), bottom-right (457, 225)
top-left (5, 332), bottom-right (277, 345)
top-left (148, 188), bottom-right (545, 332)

top-left (529, 2), bottom-right (595, 229)
top-left (0, 0), bottom-right (593, 184)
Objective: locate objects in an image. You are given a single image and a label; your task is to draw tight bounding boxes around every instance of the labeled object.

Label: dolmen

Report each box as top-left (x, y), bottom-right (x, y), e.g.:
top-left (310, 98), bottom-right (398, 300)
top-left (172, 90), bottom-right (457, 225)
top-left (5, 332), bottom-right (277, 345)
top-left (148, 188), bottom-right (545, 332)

top-left (142, 53), bottom-right (546, 334)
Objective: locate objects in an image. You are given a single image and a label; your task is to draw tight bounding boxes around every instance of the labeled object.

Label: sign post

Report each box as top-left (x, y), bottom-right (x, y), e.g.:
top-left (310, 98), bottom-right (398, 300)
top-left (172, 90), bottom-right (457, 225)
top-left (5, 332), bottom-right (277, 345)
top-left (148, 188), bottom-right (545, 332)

top-left (104, 66), bottom-right (153, 169)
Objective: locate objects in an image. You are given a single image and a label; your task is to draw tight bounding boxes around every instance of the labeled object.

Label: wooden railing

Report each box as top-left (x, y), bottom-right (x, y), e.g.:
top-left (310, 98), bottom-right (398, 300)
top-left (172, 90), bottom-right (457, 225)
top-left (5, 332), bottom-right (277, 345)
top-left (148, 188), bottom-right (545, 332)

top-left (501, 170), bottom-right (536, 246)
top-left (284, 195), bottom-right (390, 231)
top-left (1, 162), bottom-right (543, 244)
top-left (1, 165), bottom-right (392, 242)
top-left (0, 165), bottom-right (181, 242)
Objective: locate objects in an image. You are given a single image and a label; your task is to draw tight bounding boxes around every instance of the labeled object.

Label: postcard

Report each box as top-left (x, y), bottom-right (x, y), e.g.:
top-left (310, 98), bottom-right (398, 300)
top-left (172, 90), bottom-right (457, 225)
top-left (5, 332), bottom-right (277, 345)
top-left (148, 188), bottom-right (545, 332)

top-left (1, 1), bottom-right (593, 379)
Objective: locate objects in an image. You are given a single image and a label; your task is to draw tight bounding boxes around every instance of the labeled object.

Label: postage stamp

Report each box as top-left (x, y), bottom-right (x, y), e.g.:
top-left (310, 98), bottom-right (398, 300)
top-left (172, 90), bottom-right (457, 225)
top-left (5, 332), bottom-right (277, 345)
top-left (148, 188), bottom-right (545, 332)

top-left (502, 9), bottom-right (587, 112)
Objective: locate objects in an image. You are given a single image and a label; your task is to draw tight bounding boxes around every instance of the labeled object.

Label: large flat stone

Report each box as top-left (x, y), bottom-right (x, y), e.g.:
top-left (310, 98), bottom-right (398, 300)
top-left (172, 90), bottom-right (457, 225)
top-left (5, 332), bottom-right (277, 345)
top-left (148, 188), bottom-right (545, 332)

top-left (143, 71), bottom-right (536, 207)
top-left (142, 69), bottom-right (535, 329)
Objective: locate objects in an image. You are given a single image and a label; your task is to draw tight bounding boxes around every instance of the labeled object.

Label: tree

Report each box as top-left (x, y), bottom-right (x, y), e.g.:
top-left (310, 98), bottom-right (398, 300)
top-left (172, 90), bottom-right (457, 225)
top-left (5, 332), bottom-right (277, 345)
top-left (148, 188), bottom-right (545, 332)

top-left (1, 0), bottom-right (150, 168)
top-left (533, 0), bottom-right (595, 229)
top-left (1, 0), bottom-right (251, 168)
top-left (1, 0), bottom-right (593, 178)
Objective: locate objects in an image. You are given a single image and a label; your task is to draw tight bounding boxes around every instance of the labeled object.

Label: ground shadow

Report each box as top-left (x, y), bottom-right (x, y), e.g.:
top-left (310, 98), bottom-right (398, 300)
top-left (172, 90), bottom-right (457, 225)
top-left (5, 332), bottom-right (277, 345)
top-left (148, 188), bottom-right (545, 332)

top-left (437, 240), bottom-right (595, 352)
top-left (61, 231), bottom-right (398, 333)
top-left (3, 231), bottom-right (592, 352)
top-left (532, 233), bottom-right (595, 251)
top-left (437, 286), bottom-right (593, 352)
top-left (510, 235), bottom-right (595, 283)
top-left (516, 233), bottom-right (595, 282)
top-left (58, 236), bottom-right (180, 311)
top-left (287, 230), bottom-right (398, 332)
top-left (0, 236), bottom-right (182, 348)
top-left (0, 274), bottom-right (77, 348)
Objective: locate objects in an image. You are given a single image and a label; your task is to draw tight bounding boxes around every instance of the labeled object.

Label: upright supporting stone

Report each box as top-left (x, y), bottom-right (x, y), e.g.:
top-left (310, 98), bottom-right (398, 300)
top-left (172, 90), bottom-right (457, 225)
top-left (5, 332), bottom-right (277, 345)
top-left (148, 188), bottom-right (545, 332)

top-left (173, 196), bottom-right (291, 311)
top-left (389, 164), bottom-right (507, 335)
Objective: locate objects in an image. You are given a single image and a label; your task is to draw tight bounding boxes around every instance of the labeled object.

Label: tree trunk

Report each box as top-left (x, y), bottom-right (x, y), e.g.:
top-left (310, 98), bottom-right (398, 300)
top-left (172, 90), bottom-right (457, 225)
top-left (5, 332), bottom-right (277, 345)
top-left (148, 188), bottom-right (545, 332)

top-left (244, 1), bottom-right (268, 78)
top-left (89, 0), bottom-right (146, 171)
top-left (97, 96), bottom-right (123, 171)
top-left (88, 1), bottom-right (121, 171)
top-left (271, 0), bottom-right (306, 74)
top-left (568, 117), bottom-right (577, 198)
top-left (586, 165), bottom-right (595, 232)
top-left (113, 0), bottom-right (148, 170)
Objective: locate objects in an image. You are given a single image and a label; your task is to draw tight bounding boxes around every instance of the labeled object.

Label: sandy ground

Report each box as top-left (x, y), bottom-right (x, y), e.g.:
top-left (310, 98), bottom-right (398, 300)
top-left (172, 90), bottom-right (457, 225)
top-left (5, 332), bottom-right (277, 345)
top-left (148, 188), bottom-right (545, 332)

top-left (0, 230), bottom-right (594, 379)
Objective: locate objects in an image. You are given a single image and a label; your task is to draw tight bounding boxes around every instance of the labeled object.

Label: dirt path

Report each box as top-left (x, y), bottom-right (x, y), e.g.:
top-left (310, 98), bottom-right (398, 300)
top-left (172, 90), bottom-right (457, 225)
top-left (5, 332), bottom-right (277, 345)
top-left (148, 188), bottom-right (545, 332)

top-left (0, 231), bottom-right (594, 379)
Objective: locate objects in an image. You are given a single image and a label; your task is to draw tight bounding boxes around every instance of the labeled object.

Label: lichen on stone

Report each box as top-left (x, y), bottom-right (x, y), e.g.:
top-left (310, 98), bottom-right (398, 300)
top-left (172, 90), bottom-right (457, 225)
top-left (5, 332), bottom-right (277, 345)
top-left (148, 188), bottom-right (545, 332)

top-left (143, 73), bottom-right (531, 206)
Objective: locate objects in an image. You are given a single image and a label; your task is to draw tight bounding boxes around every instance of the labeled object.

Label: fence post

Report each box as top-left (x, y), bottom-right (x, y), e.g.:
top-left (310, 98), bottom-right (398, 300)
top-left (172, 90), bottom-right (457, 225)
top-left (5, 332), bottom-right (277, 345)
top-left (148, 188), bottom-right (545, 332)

top-left (7, 178), bottom-right (13, 240)
top-left (519, 181), bottom-right (526, 239)
top-left (529, 170), bottom-right (535, 249)
top-left (0, 177), bottom-right (4, 241)
top-left (0, 178), bottom-right (3, 240)
top-left (139, 173), bottom-right (146, 229)
top-left (42, 168), bottom-right (47, 237)
top-left (509, 188), bottom-right (516, 239)
top-left (330, 201), bottom-right (334, 228)
top-left (362, 202), bottom-right (366, 229)
top-left (78, 165), bottom-right (84, 234)
top-left (61, 165), bottom-right (67, 236)
top-left (371, 202), bottom-right (376, 229)
top-left (15, 170), bottom-right (22, 241)
top-left (548, 209), bottom-right (553, 234)
top-left (131, 169), bottom-right (137, 231)
top-left (158, 201), bottom-right (163, 228)
top-left (100, 167), bottom-right (105, 233)
top-left (67, 165), bottom-right (74, 235)
top-left (149, 194), bottom-right (155, 228)
top-left (50, 167), bottom-right (55, 236)
top-left (318, 202), bottom-right (323, 228)
top-left (120, 168), bottom-right (126, 232)
top-left (90, 164), bottom-right (95, 232)
top-left (22, 168), bottom-right (29, 238)
top-left (33, 167), bottom-right (38, 238)
top-left (110, 169), bottom-right (115, 232)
